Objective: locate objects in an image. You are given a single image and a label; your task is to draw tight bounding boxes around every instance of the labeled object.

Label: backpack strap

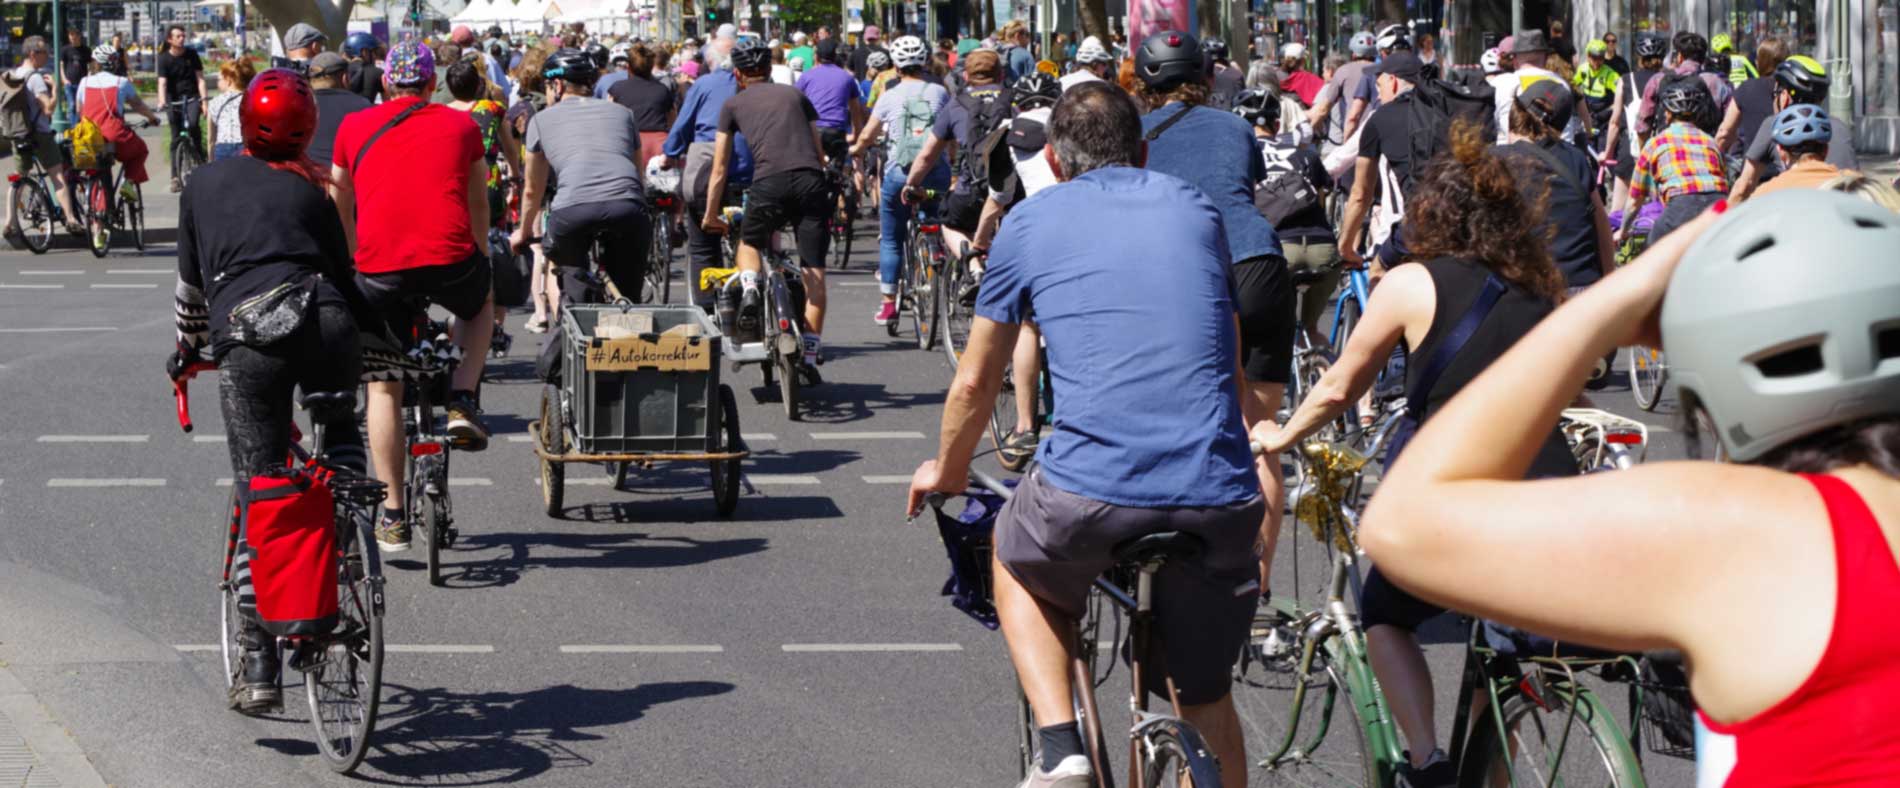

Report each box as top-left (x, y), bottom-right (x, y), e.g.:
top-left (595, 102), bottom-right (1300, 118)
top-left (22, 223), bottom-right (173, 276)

top-left (1143, 103), bottom-right (1196, 142)
top-left (1516, 141), bottom-right (1589, 201)
top-left (1404, 271), bottom-right (1508, 422)
top-left (351, 101), bottom-right (427, 174)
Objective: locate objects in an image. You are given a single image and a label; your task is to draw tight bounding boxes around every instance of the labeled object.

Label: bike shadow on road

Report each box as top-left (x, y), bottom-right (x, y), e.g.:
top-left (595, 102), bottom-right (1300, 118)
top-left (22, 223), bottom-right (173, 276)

top-left (744, 380), bottom-right (946, 425)
top-left (324, 680), bottom-right (735, 785)
top-left (394, 530), bottom-right (772, 589)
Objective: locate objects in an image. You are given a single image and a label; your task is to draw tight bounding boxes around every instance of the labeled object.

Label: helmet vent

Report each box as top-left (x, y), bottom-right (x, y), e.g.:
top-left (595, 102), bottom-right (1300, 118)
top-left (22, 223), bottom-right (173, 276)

top-left (1737, 236), bottom-right (1776, 261)
top-left (1853, 216), bottom-right (1888, 230)
top-left (1879, 327), bottom-right (1900, 361)
top-left (1756, 344), bottom-right (1824, 378)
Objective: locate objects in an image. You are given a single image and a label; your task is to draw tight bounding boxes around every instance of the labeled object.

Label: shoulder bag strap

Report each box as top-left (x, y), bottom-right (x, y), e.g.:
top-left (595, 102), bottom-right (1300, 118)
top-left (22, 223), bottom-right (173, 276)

top-left (1518, 141), bottom-right (1589, 200)
top-left (1404, 272), bottom-right (1508, 421)
top-left (350, 101), bottom-right (427, 174)
top-left (1143, 103), bottom-right (1196, 142)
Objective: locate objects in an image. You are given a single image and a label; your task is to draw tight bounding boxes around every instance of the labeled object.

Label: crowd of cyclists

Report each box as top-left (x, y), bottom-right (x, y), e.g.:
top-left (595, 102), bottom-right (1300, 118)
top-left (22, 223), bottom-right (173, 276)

top-left (0, 10), bottom-right (1889, 786)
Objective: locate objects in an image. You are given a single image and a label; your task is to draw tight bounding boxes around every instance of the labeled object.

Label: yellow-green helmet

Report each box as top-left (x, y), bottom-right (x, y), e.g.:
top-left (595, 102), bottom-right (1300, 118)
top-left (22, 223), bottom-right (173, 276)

top-left (1711, 32), bottom-right (1734, 53)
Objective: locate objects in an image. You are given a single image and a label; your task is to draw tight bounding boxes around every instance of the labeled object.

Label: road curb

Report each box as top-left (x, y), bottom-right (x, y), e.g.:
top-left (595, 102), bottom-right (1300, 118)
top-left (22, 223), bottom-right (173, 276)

top-left (0, 662), bottom-right (109, 788)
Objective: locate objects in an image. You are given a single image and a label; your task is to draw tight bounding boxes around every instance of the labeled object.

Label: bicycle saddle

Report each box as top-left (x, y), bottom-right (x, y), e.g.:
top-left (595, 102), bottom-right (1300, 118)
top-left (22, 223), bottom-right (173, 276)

top-left (299, 390), bottom-right (357, 422)
top-left (1111, 531), bottom-right (1205, 566)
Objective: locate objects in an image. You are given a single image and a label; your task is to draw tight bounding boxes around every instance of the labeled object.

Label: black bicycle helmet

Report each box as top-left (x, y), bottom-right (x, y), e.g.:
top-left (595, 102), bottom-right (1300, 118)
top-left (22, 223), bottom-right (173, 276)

top-left (1773, 55), bottom-right (1830, 100)
top-left (583, 41), bottom-right (610, 69)
top-left (1660, 79), bottom-right (1712, 117)
top-left (1011, 71), bottom-right (1060, 109)
top-left (1634, 34), bottom-right (1668, 59)
top-left (1136, 30), bottom-right (1210, 91)
top-left (730, 36), bottom-right (772, 74)
top-left (1231, 89), bottom-right (1280, 129)
top-left (543, 48), bottom-right (600, 84)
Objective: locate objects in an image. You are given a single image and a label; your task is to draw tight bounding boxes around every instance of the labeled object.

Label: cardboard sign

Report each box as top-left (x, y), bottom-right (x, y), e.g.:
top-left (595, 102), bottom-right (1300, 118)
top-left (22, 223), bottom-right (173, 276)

top-left (585, 334), bottom-right (711, 372)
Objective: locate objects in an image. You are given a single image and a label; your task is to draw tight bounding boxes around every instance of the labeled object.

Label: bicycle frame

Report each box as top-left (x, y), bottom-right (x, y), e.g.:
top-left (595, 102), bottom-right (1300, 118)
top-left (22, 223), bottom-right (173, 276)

top-left (1329, 267), bottom-right (1374, 348)
top-left (1445, 626), bottom-right (1639, 788)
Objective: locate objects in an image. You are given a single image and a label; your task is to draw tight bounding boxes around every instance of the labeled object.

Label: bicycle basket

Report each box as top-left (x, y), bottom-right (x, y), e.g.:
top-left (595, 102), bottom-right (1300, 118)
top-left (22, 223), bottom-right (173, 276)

top-left (1635, 656), bottom-right (1697, 758)
top-left (932, 480), bottom-right (1016, 630)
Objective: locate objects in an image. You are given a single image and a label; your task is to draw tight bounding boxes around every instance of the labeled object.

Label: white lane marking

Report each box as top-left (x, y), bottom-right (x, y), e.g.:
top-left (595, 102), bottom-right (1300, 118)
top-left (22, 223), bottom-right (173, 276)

top-left (744, 432), bottom-right (777, 441)
top-left (781, 643), bottom-right (964, 653)
top-left (749, 474), bottom-right (821, 485)
top-left (810, 431), bottom-right (926, 440)
top-left (38, 434), bottom-right (149, 443)
top-left (385, 645), bottom-right (496, 654)
top-left (564, 477), bottom-right (614, 486)
top-left (215, 478), bottom-right (233, 487)
top-left (173, 645), bottom-right (221, 652)
top-left (0, 326), bottom-right (117, 333)
top-left (559, 645), bottom-right (725, 654)
top-left (106, 269), bottom-right (172, 275)
top-left (0, 284), bottom-right (64, 290)
top-left (91, 283), bottom-right (160, 289)
top-left (837, 281), bottom-right (883, 287)
top-left (46, 478), bottom-right (166, 487)
top-left (505, 434), bottom-right (536, 443)
top-left (448, 477), bottom-right (493, 487)
top-left (18, 270), bottom-right (82, 276)
top-left (193, 435), bottom-right (226, 443)
top-left (862, 475), bottom-right (912, 484)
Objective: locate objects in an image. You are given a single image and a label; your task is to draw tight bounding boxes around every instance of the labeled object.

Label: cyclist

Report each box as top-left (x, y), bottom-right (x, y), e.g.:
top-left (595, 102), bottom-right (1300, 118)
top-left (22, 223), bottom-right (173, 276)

top-left (1635, 31), bottom-right (1734, 138)
top-left (1711, 31), bottom-right (1758, 85)
top-left (513, 48), bottom-right (651, 316)
top-left (1491, 31), bottom-right (1569, 145)
top-left (849, 26), bottom-right (886, 80)
top-left (344, 32), bottom-right (385, 103)
top-left (664, 42), bottom-right (755, 310)
top-left (796, 38), bottom-right (864, 167)
top-left (331, 41), bottom-right (496, 552)
top-left (1255, 124), bottom-right (1575, 786)
top-left (1620, 81), bottom-right (1728, 249)
top-left (1234, 89), bottom-right (1338, 341)
top-left (1573, 39), bottom-right (1618, 148)
top-left (305, 53), bottom-right (372, 174)
top-left (156, 24), bottom-right (206, 193)
top-left (1728, 55), bottom-right (1858, 201)
top-left (1747, 104), bottom-right (1841, 199)
top-left (864, 50), bottom-right (899, 107)
top-left (171, 69), bottom-right (368, 714)
top-left (1058, 36), bottom-right (1113, 91)
top-left (1205, 37), bottom-right (1243, 108)
top-left (698, 37), bottom-right (829, 376)
top-left (74, 43), bottom-right (163, 199)
top-left (1277, 42), bottom-right (1325, 106)
top-left (1601, 33), bottom-right (1670, 214)
top-left (595, 42), bottom-right (632, 98)
top-left (507, 47), bottom-right (563, 333)
top-left (1304, 31), bottom-right (1373, 158)
top-left (1362, 186), bottom-right (1900, 788)
top-left (2, 36), bottom-right (81, 244)
top-left (849, 35), bottom-right (947, 327)
top-left (997, 21), bottom-right (1035, 83)
top-left (1497, 77), bottom-right (1613, 295)
top-left (1135, 29), bottom-right (1292, 592)
top-left (1714, 37), bottom-right (1784, 162)
top-left (908, 83), bottom-right (1265, 788)
top-left (899, 49), bottom-right (1007, 265)
top-left (609, 43), bottom-right (678, 173)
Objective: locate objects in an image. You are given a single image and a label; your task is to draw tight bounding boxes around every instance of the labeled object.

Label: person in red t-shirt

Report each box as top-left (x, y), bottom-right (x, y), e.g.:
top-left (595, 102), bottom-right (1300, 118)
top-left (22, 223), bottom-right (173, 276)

top-left (329, 40), bottom-right (494, 554)
top-left (1277, 42), bottom-right (1324, 107)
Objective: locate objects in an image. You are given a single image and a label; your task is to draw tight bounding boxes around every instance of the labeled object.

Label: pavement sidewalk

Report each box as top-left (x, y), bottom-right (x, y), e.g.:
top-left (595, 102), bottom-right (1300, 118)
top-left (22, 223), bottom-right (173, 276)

top-left (0, 664), bottom-right (107, 788)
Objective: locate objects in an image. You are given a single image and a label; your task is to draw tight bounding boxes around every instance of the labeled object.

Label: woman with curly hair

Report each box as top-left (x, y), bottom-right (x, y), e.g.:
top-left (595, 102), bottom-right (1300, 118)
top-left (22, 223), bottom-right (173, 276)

top-left (1251, 120), bottom-right (1573, 785)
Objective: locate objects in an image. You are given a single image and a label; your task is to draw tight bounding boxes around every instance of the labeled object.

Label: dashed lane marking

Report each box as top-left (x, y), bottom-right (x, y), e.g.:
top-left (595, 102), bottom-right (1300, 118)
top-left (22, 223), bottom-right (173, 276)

top-left (559, 645), bottom-right (725, 654)
top-left (17, 270), bottom-right (82, 276)
top-left (749, 474), bottom-right (822, 485)
top-left (0, 284), bottom-right (63, 289)
top-left (782, 643), bottom-right (964, 653)
top-left (448, 477), bottom-right (493, 487)
top-left (46, 478), bottom-right (166, 488)
top-left (836, 281), bottom-right (883, 287)
top-left (37, 434), bottom-right (149, 443)
top-left (91, 283), bottom-right (159, 289)
top-left (386, 645), bottom-right (496, 654)
top-left (810, 431), bottom-right (925, 440)
top-left (105, 269), bottom-right (172, 275)
top-left (0, 327), bottom-right (116, 333)
top-left (193, 435), bottom-right (225, 443)
top-left (861, 475), bottom-right (911, 484)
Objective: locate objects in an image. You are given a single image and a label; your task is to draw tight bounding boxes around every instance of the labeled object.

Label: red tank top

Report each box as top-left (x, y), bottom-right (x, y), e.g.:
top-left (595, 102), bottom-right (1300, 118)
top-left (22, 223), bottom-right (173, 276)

top-left (1697, 473), bottom-right (1900, 786)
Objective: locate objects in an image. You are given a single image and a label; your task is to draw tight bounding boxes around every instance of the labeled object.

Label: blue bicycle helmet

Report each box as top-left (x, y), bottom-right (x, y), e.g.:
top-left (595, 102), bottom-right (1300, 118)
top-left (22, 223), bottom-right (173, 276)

top-left (1771, 103), bottom-right (1832, 147)
top-left (344, 32), bottom-right (381, 59)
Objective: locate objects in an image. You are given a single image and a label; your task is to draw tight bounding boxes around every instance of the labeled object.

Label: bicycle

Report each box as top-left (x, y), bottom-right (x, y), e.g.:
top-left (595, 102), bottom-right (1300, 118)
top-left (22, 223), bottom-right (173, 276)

top-left (393, 304), bottom-right (464, 587)
top-left (714, 205), bottom-right (810, 420)
top-left (169, 98), bottom-right (206, 188)
top-left (1559, 407), bottom-right (1648, 473)
top-left (173, 364), bottom-right (388, 774)
top-left (644, 190), bottom-right (676, 304)
top-left (4, 135), bottom-right (79, 255)
top-left (827, 157), bottom-right (857, 269)
top-left (69, 141), bottom-right (146, 258)
top-left (892, 187), bottom-right (944, 350)
top-left (1627, 345), bottom-right (1667, 412)
top-left (937, 244), bottom-right (980, 369)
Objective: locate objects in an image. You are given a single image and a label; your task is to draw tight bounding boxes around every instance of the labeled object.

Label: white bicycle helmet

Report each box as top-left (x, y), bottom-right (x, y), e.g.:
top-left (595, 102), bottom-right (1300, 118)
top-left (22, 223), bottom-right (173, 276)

top-left (1480, 48), bottom-right (1502, 74)
top-left (1074, 36), bottom-right (1113, 65)
top-left (1376, 23), bottom-right (1409, 52)
top-left (92, 44), bottom-right (119, 65)
top-left (866, 50), bottom-right (892, 72)
top-left (889, 36), bottom-right (929, 69)
top-left (610, 42), bottom-right (631, 64)
top-left (1660, 190), bottom-right (1900, 461)
top-left (645, 155), bottom-right (681, 194)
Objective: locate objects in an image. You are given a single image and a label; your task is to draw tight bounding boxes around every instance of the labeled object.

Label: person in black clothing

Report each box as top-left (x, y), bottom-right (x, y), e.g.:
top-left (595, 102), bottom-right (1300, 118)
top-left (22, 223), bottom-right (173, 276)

top-left (848, 27), bottom-right (887, 80)
top-left (60, 27), bottom-right (88, 109)
top-left (608, 42), bottom-right (676, 160)
top-left (169, 69), bottom-right (373, 716)
top-left (305, 53), bottom-right (372, 171)
top-left (1495, 78), bottom-right (1612, 293)
top-left (1339, 51), bottom-right (1430, 271)
top-left (344, 32), bottom-right (386, 103)
top-left (1254, 123), bottom-right (1575, 788)
top-left (156, 25), bottom-right (207, 192)
top-left (1602, 32), bottom-right (1631, 75)
top-left (1236, 89), bottom-right (1338, 337)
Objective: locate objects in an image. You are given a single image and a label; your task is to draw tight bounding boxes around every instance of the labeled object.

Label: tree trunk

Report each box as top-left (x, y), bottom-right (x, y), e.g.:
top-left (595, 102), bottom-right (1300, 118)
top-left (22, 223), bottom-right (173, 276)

top-left (250, 0), bottom-right (356, 51)
top-left (1077, 0), bottom-right (1108, 41)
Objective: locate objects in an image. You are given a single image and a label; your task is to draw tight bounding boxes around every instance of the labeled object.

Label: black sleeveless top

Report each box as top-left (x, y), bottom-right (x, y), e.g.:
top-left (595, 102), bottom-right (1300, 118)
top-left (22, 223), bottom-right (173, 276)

top-left (1404, 257), bottom-right (1576, 479)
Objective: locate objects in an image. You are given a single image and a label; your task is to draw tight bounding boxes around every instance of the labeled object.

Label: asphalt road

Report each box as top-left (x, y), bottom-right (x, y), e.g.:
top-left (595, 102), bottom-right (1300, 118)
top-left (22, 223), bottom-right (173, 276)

top-left (0, 158), bottom-right (1702, 786)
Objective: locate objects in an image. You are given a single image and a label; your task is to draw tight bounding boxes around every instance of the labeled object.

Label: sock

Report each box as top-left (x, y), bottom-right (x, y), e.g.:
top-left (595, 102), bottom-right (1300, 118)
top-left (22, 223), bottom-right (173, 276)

top-left (1037, 722), bottom-right (1084, 772)
top-left (381, 506), bottom-right (404, 525)
top-left (801, 332), bottom-right (820, 364)
top-left (740, 269), bottom-right (759, 289)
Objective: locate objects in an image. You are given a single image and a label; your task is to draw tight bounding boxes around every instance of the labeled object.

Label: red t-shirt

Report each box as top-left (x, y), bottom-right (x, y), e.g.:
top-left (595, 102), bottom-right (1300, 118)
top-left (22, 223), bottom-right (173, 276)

top-left (1282, 70), bottom-right (1325, 107)
top-left (332, 97), bottom-right (484, 274)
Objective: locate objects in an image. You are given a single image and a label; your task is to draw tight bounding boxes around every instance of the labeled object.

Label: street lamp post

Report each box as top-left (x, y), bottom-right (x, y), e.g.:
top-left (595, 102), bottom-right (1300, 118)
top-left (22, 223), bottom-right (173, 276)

top-left (52, 0), bottom-right (73, 131)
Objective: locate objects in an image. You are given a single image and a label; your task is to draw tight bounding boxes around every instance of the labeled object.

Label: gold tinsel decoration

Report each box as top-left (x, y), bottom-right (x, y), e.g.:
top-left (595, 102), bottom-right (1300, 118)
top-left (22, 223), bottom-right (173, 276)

top-left (1292, 440), bottom-right (1369, 554)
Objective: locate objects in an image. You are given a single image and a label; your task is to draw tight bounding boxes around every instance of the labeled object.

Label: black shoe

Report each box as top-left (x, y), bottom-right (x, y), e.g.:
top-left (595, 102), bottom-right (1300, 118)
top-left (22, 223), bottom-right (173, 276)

top-left (738, 286), bottom-right (762, 335)
top-left (229, 646), bottom-right (282, 714)
top-left (797, 361), bottom-right (824, 386)
top-left (1396, 749), bottom-right (1456, 788)
top-left (445, 392), bottom-right (490, 452)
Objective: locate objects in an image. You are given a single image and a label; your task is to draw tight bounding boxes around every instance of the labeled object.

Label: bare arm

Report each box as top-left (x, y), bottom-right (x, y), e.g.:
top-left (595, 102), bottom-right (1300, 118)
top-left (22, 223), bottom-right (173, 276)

top-left (1592, 192), bottom-right (1616, 278)
top-left (465, 159), bottom-right (490, 248)
top-left (1713, 102), bottom-right (1742, 153)
top-left (1305, 85), bottom-right (1336, 132)
top-left (848, 96), bottom-right (866, 136)
top-left (972, 195), bottom-right (1006, 250)
top-left (1343, 97), bottom-right (1369, 140)
top-left (1728, 159), bottom-right (1762, 204)
top-left (1336, 156), bottom-right (1377, 264)
top-left (1258, 264), bottom-right (1428, 451)
top-left (904, 133), bottom-right (948, 191)
top-left (1601, 81), bottom-right (1625, 162)
top-left (499, 113), bottom-right (523, 174)
top-left (701, 130), bottom-right (734, 228)
top-left (157, 76), bottom-right (169, 107)
top-left (329, 165), bottom-right (358, 254)
top-left (850, 115), bottom-right (884, 158)
top-left (906, 315), bottom-right (1022, 514)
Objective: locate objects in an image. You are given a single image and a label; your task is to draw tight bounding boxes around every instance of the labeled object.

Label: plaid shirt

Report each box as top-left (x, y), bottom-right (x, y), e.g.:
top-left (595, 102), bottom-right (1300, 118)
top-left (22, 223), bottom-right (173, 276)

top-left (1630, 122), bottom-right (1729, 207)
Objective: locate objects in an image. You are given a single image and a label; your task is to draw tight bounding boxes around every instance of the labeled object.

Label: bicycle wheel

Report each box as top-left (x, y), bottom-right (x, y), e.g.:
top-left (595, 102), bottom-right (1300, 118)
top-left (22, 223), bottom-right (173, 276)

top-left (778, 350), bottom-right (799, 421)
top-left (539, 385), bottom-right (566, 517)
top-left (218, 489), bottom-right (243, 692)
top-left (1231, 603), bottom-right (1385, 787)
top-left (305, 505), bottom-right (383, 774)
top-left (1456, 682), bottom-right (1644, 788)
top-left (647, 221), bottom-right (672, 304)
top-left (86, 179), bottom-right (110, 258)
top-left (1628, 346), bottom-right (1667, 412)
top-left (941, 262), bottom-right (974, 370)
top-left (1140, 719), bottom-right (1226, 787)
top-left (988, 362), bottom-right (1024, 470)
top-left (11, 177), bottom-right (55, 254)
top-left (911, 237), bottom-right (941, 351)
top-left (126, 180), bottom-right (144, 251)
top-left (175, 137), bottom-right (204, 188)
top-left (711, 384), bottom-right (742, 516)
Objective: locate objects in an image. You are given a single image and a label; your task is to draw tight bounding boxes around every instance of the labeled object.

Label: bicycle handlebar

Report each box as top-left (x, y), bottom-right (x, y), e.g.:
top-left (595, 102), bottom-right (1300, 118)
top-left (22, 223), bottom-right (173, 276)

top-left (170, 360), bottom-right (217, 433)
top-left (919, 443), bottom-right (1263, 513)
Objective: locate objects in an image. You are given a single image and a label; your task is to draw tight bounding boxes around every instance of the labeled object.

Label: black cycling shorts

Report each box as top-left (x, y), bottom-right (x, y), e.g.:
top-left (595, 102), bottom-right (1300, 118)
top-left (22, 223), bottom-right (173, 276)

top-left (1233, 254), bottom-right (1295, 384)
top-left (818, 127), bottom-right (851, 163)
top-left (742, 169), bottom-right (834, 270)
top-left (941, 188), bottom-right (984, 236)
top-left (355, 250), bottom-right (492, 326)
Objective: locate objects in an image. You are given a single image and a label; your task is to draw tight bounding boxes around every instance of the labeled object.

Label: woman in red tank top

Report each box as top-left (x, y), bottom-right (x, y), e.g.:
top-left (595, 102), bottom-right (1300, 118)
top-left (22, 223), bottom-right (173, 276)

top-left (1335, 188), bottom-right (1900, 786)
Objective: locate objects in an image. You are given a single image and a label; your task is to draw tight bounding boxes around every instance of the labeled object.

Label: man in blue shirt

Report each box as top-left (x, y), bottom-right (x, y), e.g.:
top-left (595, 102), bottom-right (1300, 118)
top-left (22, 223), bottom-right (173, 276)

top-left (907, 82), bottom-right (1264, 788)
top-left (663, 50), bottom-right (754, 307)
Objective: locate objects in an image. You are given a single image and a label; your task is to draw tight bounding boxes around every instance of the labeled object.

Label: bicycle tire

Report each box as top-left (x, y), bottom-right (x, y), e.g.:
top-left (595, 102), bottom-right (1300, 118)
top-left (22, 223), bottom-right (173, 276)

top-left (711, 384), bottom-right (743, 516)
top-left (1139, 718), bottom-right (1226, 788)
top-left (904, 226), bottom-right (930, 348)
top-left (778, 351), bottom-right (799, 421)
top-left (305, 504), bottom-right (383, 774)
top-left (1628, 346), bottom-right (1666, 412)
top-left (988, 363), bottom-right (1026, 472)
top-left (941, 261), bottom-right (974, 370)
top-left (175, 137), bottom-right (203, 188)
top-left (647, 220), bottom-right (672, 304)
top-left (218, 489), bottom-right (243, 692)
top-left (1455, 681), bottom-right (1644, 788)
top-left (11, 177), bottom-right (55, 254)
top-left (540, 385), bottom-right (566, 517)
top-left (86, 180), bottom-right (109, 258)
top-left (917, 237), bottom-right (941, 351)
top-left (126, 180), bottom-right (144, 251)
top-left (1231, 603), bottom-right (1386, 787)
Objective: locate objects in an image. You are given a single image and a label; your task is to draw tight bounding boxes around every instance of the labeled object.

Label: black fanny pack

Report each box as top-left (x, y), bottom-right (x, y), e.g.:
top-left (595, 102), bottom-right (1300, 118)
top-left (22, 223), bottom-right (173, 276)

top-left (227, 274), bottom-right (319, 347)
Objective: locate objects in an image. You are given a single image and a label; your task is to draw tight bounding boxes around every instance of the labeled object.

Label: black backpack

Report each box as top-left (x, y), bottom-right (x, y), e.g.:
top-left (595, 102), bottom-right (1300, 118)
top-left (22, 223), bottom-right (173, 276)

top-left (1253, 140), bottom-right (1323, 227)
top-left (953, 89), bottom-right (1013, 195)
top-left (1646, 71), bottom-right (1720, 137)
top-left (1399, 77), bottom-right (1497, 195)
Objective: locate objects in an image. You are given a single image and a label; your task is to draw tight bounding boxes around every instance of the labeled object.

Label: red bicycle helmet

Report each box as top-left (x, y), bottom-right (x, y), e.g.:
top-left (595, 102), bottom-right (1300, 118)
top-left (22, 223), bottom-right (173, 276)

top-left (241, 68), bottom-right (318, 161)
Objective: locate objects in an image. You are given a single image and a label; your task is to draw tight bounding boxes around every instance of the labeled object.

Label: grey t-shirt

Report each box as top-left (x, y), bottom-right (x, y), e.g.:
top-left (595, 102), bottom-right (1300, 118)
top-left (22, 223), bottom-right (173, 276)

top-left (524, 97), bottom-right (645, 211)
top-left (1745, 114), bottom-right (1860, 172)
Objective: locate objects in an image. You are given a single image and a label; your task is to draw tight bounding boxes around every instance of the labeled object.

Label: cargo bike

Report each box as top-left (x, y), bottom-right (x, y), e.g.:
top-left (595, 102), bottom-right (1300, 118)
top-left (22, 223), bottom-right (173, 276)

top-left (532, 305), bottom-right (748, 517)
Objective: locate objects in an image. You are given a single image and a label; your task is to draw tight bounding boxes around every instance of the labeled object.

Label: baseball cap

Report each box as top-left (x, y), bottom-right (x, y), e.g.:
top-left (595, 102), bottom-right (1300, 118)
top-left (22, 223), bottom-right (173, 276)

top-left (283, 22), bottom-right (327, 51)
top-left (863, 25), bottom-right (881, 41)
top-left (1498, 35), bottom-right (1516, 55)
top-left (817, 38), bottom-right (841, 62)
top-left (1515, 75), bottom-right (1575, 130)
top-left (308, 51), bottom-right (348, 78)
top-left (792, 31), bottom-right (808, 43)
top-left (715, 23), bottom-right (737, 40)
top-left (1373, 50), bottom-right (1423, 82)
top-left (385, 40), bottom-right (436, 87)
top-left (1280, 42), bottom-right (1306, 61)
top-left (450, 25), bottom-right (475, 46)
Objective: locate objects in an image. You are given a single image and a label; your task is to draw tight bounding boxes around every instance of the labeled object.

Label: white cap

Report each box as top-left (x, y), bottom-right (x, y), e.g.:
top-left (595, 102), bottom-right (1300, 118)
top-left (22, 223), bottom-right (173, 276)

top-left (1280, 42), bottom-right (1306, 61)
top-left (1073, 36), bottom-right (1111, 64)
top-left (792, 31), bottom-right (808, 43)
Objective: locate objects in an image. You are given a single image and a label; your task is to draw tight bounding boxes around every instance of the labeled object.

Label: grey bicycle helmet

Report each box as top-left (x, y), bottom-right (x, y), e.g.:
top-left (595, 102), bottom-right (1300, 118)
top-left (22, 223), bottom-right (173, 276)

top-left (866, 50), bottom-right (892, 72)
top-left (1771, 104), bottom-right (1831, 147)
top-left (730, 36), bottom-right (771, 73)
top-left (1659, 80), bottom-right (1711, 117)
top-left (1660, 190), bottom-right (1900, 462)
top-left (1348, 32), bottom-right (1377, 58)
top-left (1231, 89), bottom-right (1280, 129)
top-left (1634, 34), bottom-right (1668, 59)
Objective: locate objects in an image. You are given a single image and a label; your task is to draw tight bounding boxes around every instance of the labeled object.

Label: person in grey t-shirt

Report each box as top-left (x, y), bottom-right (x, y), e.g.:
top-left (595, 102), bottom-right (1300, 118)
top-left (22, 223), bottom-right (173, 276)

top-left (512, 48), bottom-right (655, 308)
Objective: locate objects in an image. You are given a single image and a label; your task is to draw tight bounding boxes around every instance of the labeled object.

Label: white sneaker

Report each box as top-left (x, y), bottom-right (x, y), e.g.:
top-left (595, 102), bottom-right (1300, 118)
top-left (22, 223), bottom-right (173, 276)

top-left (1017, 754), bottom-right (1091, 788)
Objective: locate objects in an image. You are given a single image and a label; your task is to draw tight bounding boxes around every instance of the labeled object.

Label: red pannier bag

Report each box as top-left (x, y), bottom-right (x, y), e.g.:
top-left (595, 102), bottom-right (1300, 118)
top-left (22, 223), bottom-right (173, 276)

top-left (242, 466), bottom-right (338, 637)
